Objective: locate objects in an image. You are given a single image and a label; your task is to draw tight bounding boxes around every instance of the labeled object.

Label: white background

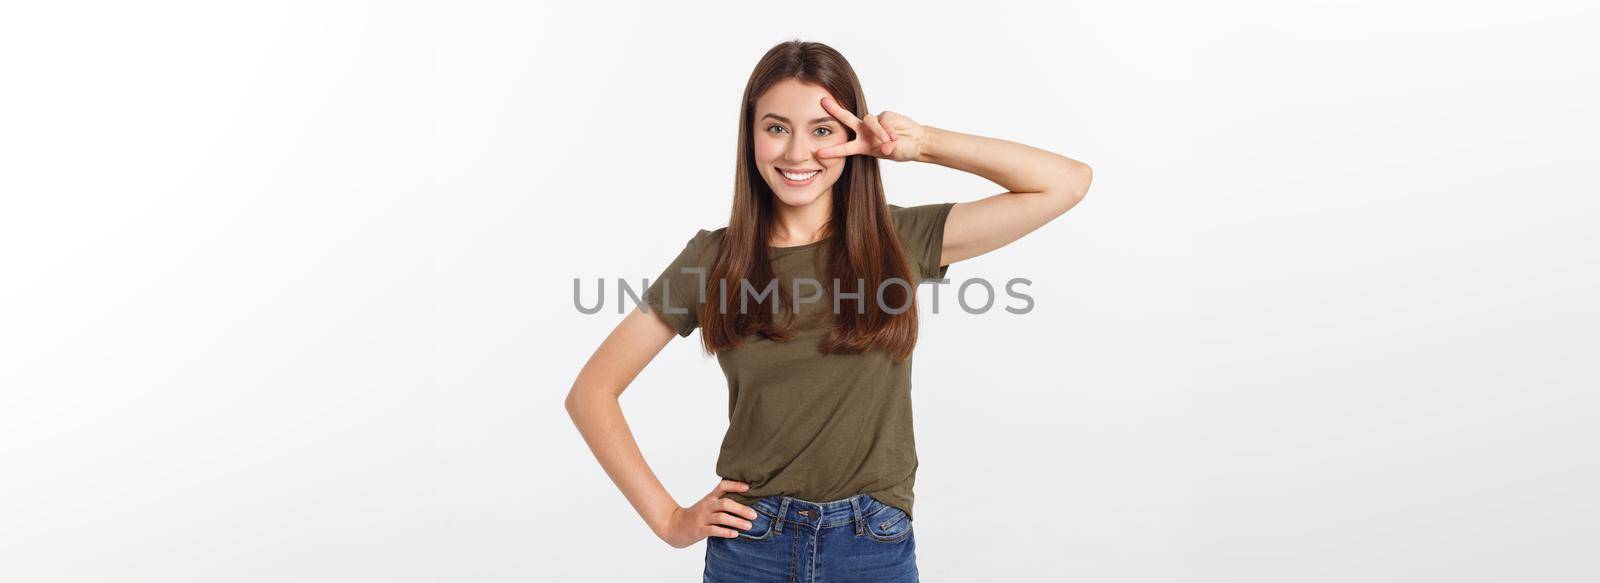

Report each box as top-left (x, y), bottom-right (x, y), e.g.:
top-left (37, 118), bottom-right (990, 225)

top-left (2, 1), bottom-right (1596, 581)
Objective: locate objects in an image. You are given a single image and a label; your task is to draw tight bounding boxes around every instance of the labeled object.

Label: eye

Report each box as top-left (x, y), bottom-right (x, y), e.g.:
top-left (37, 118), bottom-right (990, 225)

top-left (766, 124), bottom-right (788, 134)
top-left (814, 127), bottom-right (833, 137)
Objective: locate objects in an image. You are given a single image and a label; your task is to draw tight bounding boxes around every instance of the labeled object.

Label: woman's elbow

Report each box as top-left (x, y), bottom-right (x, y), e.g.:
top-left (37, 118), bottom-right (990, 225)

top-left (1064, 161), bottom-right (1092, 200)
top-left (565, 384), bottom-right (595, 415)
top-left (1045, 162), bottom-right (1092, 216)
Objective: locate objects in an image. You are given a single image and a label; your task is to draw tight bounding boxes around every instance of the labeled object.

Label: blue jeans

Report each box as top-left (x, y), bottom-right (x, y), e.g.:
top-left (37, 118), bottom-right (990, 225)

top-left (703, 492), bottom-right (918, 583)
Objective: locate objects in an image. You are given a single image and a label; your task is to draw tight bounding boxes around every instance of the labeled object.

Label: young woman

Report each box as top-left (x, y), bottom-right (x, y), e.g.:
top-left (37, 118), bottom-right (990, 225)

top-left (565, 40), bottom-right (1092, 582)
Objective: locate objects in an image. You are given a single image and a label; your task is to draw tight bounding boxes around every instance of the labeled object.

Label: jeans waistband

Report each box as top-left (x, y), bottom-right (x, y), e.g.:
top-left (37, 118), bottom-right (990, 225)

top-left (747, 492), bottom-right (887, 533)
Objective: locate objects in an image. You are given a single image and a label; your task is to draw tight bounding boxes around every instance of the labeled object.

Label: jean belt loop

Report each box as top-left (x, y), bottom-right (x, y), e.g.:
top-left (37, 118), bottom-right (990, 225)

top-left (850, 494), bottom-right (865, 535)
top-left (775, 497), bottom-right (791, 534)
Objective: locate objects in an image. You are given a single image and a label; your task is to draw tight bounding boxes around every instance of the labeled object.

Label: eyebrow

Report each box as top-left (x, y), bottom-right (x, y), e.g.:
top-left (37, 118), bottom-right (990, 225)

top-left (760, 113), bottom-right (837, 126)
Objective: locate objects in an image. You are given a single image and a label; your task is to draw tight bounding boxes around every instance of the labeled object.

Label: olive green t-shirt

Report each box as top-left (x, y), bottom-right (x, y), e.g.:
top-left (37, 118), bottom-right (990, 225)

top-left (642, 202), bottom-right (955, 522)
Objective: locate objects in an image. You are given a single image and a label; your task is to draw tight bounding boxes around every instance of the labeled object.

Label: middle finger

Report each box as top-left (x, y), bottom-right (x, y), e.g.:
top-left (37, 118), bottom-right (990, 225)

top-left (820, 97), bottom-right (862, 132)
top-left (720, 498), bottom-right (760, 520)
top-left (715, 511), bottom-right (754, 531)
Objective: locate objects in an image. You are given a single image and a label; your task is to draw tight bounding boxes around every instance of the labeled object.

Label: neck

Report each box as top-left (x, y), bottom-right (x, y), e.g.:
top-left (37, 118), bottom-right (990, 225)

top-left (770, 194), bottom-right (833, 246)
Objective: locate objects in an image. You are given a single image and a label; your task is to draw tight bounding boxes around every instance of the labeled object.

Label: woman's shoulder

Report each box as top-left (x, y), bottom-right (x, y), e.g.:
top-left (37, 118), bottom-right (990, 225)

top-left (888, 201), bottom-right (956, 221)
top-left (886, 202), bottom-right (957, 280)
top-left (693, 225), bottom-right (728, 248)
top-left (670, 225), bottom-right (727, 264)
top-left (694, 225), bottom-right (728, 242)
top-left (887, 202), bottom-right (957, 239)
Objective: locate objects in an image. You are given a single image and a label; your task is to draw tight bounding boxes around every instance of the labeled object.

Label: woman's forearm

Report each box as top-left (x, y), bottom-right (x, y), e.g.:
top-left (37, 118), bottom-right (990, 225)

top-left (916, 125), bottom-right (1091, 199)
top-left (566, 391), bottom-right (679, 537)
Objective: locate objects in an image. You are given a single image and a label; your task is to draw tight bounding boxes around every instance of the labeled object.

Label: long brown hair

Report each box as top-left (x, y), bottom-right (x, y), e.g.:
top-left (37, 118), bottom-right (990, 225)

top-left (699, 40), bottom-right (921, 362)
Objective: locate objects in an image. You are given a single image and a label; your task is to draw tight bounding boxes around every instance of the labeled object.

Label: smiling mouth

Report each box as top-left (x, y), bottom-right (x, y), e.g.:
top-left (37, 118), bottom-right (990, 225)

top-left (777, 167), bottom-right (822, 181)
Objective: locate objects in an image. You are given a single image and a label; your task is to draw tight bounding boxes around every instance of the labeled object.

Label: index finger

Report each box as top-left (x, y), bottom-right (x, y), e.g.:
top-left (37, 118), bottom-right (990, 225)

top-left (713, 479), bottom-right (751, 496)
top-left (820, 96), bottom-right (861, 131)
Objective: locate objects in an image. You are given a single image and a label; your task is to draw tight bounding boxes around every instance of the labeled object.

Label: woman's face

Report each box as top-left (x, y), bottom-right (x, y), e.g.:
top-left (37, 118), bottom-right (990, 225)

top-left (751, 78), bottom-right (850, 208)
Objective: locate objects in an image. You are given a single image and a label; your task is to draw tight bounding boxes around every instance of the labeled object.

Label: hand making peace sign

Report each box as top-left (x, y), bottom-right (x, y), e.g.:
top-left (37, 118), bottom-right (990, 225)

top-left (815, 96), bottom-right (927, 163)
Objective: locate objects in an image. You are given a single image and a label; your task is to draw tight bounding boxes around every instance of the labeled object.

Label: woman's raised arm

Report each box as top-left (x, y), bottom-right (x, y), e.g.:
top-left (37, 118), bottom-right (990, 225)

top-left (815, 96), bottom-right (1093, 267)
top-left (913, 126), bottom-right (1092, 265)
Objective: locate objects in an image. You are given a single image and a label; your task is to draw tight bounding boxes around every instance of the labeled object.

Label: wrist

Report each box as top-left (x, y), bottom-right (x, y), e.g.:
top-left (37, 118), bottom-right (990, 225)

top-left (914, 125), bottom-right (944, 164)
top-left (647, 504), bottom-right (680, 537)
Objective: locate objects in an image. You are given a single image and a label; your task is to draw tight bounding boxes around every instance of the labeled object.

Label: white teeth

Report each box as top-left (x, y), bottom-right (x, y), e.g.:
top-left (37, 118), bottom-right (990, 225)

top-left (781, 169), bottom-right (820, 181)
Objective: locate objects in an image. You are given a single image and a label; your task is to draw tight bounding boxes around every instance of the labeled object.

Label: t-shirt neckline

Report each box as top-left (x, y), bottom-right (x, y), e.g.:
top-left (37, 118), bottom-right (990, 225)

top-left (768, 237), bottom-right (829, 255)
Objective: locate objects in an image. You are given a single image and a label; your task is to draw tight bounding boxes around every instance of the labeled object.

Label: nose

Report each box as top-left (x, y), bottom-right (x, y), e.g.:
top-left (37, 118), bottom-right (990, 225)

top-left (783, 131), bottom-right (813, 164)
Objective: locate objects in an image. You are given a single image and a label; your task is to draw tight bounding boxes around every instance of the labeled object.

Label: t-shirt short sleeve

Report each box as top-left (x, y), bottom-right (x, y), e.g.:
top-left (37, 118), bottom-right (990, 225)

top-left (889, 202), bottom-right (957, 282)
top-left (643, 229), bottom-right (713, 337)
